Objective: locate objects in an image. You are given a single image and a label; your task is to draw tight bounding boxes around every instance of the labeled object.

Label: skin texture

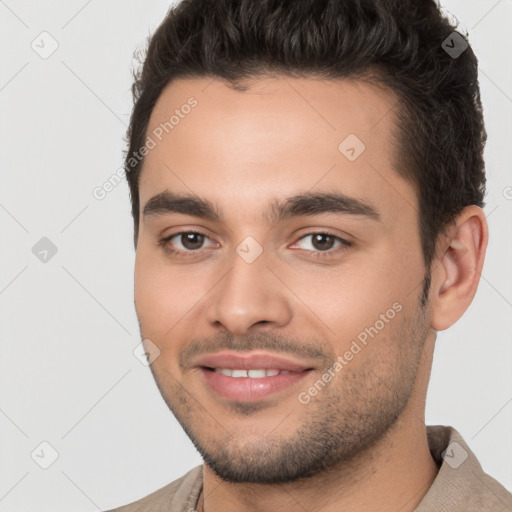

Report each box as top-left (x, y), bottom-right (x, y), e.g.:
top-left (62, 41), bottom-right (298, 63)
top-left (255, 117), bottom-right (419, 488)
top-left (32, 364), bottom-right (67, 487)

top-left (134, 76), bottom-right (488, 511)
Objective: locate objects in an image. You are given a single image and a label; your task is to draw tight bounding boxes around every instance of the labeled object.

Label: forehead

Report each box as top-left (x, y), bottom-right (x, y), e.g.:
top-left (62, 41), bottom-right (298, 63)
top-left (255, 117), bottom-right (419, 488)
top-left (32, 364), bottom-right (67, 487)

top-left (138, 76), bottom-right (416, 225)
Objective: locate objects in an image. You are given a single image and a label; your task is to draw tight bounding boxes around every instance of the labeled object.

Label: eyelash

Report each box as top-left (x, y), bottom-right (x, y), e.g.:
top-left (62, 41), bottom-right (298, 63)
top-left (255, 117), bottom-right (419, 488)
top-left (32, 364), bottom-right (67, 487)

top-left (158, 230), bottom-right (352, 259)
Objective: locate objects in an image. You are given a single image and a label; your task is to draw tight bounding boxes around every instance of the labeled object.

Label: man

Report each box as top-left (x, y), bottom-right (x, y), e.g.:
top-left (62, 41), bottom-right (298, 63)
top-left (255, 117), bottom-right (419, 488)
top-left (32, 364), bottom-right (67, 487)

top-left (109, 0), bottom-right (512, 510)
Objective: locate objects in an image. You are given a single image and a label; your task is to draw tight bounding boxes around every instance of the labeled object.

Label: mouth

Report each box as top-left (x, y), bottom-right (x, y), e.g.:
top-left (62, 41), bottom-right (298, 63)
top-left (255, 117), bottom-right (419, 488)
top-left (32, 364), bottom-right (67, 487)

top-left (193, 351), bottom-right (315, 402)
top-left (208, 368), bottom-right (296, 377)
top-left (198, 367), bottom-right (312, 402)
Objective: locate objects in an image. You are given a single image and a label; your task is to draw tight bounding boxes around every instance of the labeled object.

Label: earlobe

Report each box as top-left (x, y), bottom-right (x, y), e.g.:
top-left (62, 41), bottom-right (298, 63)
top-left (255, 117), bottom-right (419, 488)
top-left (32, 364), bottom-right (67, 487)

top-left (430, 206), bottom-right (488, 331)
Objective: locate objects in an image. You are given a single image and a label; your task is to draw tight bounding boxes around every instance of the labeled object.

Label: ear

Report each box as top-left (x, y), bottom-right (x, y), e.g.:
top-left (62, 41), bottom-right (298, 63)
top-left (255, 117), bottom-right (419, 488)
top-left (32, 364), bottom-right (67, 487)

top-left (430, 205), bottom-right (489, 331)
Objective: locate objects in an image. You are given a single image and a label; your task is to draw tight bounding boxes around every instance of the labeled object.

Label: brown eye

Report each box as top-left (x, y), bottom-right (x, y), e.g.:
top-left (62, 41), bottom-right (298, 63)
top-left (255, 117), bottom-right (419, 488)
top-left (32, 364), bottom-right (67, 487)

top-left (291, 232), bottom-right (352, 259)
top-left (310, 233), bottom-right (336, 251)
top-left (179, 232), bottom-right (206, 250)
top-left (160, 231), bottom-right (215, 255)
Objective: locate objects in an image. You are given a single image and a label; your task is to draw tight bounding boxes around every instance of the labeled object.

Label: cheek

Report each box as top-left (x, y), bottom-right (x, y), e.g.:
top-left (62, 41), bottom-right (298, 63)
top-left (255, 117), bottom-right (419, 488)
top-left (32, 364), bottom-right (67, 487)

top-left (290, 259), bottom-right (400, 324)
top-left (134, 261), bottom-right (186, 374)
top-left (134, 248), bottom-right (215, 344)
top-left (134, 250), bottom-right (177, 336)
top-left (285, 252), bottom-right (417, 359)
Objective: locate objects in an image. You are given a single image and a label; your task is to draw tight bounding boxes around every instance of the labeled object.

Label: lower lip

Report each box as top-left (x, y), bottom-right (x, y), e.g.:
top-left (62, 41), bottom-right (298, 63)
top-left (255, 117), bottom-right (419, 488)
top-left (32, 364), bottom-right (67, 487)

top-left (199, 368), bottom-right (311, 402)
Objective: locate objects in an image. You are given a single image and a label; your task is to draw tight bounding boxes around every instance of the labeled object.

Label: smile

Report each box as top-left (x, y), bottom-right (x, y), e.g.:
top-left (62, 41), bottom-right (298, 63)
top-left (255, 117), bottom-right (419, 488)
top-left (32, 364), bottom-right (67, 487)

top-left (199, 366), bottom-right (311, 402)
top-left (212, 368), bottom-right (294, 378)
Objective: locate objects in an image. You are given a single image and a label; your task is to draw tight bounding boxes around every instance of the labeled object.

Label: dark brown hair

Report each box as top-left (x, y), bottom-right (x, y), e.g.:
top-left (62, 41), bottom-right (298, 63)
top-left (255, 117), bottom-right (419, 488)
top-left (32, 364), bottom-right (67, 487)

top-left (124, 0), bottom-right (486, 280)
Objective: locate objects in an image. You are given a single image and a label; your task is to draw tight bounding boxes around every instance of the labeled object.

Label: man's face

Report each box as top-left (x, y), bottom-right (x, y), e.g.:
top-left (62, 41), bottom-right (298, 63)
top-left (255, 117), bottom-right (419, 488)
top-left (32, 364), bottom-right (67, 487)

top-left (134, 76), bottom-right (432, 483)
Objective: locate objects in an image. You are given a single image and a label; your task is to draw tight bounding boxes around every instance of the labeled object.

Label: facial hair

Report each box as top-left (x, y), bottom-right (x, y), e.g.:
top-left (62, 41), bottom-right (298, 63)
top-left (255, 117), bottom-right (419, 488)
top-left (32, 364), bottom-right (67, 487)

top-left (143, 293), bottom-right (429, 485)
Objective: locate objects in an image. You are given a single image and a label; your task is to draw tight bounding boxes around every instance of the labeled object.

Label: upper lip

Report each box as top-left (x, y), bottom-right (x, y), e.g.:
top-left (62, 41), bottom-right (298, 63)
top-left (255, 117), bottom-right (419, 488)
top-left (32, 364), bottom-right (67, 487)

top-left (192, 351), bottom-right (314, 372)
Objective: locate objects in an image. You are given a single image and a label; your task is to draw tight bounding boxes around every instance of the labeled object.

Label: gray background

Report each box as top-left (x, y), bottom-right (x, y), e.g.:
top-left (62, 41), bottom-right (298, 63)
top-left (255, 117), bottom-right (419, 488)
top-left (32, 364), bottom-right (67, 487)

top-left (1, 1), bottom-right (511, 510)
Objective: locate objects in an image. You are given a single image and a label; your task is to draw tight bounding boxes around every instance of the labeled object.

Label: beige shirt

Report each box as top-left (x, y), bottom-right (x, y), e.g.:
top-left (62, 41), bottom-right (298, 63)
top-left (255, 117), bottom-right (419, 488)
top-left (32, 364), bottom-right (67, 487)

top-left (107, 425), bottom-right (512, 511)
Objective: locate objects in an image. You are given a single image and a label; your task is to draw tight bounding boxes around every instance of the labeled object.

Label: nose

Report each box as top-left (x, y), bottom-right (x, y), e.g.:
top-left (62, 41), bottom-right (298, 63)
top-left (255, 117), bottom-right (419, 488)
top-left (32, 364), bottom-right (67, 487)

top-left (205, 250), bottom-right (292, 335)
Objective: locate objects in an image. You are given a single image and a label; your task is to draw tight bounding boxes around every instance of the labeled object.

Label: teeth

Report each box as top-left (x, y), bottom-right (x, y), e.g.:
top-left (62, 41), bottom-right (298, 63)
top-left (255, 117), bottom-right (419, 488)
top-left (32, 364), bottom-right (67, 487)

top-left (216, 368), bottom-right (234, 377)
top-left (248, 369), bottom-right (266, 378)
top-left (213, 368), bottom-right (291, 378)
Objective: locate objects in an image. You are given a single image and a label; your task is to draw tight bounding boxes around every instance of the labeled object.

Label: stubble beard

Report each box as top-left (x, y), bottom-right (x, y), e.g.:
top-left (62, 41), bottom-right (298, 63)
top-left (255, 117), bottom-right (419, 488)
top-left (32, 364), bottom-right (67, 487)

top-left (148, 299), bottom-right (430, 484)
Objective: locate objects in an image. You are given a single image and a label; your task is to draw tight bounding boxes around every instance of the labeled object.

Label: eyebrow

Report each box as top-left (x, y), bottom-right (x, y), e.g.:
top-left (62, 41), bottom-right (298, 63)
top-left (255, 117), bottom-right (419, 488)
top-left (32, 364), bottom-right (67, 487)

top-left (142, 190), bottom-right (381, 224)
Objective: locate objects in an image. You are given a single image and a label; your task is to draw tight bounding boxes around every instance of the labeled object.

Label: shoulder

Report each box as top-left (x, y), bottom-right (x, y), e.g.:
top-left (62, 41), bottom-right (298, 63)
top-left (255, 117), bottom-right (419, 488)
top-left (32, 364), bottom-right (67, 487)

top-left (105, 464), bottom-right (203, 512)
top-left (417, 425), bottom-right (512, 511)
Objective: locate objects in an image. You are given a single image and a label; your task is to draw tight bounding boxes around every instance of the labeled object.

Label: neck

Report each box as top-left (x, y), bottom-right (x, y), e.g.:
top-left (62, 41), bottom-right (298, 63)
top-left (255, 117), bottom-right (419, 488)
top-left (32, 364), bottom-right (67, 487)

top-left (200, 415), bottom-right (438, 512)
